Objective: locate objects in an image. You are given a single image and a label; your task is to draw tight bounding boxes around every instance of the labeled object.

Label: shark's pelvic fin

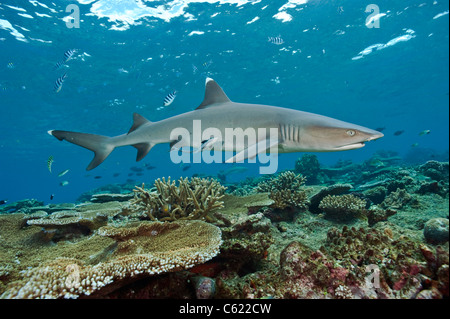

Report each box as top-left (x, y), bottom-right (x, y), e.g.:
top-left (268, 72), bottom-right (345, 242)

top-left (128, 113), bottom-right (152, 134)
top-left (133, 142), bottom-right (154, 161)
top-left (196, 78), bottom-right (231, 109)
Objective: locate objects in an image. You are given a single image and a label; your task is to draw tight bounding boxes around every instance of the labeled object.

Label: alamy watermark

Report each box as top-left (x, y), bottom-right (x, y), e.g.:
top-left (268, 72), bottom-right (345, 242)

top-left (365, 4), bottom-right (383, 29)
top-left (65, 4), bottom-right (80, 29)
top-left (169, 120), bottom-right (279, 174)
top-left (365, 264), bottom-right (381, 289)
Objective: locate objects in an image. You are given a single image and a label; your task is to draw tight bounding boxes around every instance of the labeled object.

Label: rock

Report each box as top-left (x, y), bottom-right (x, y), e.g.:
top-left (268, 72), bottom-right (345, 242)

top-left (424, 218), bottom-right (449, 244)
top-left (191, 276), bottom-right (216, 299)
top-left (91, 193), bottom-right (134, 203)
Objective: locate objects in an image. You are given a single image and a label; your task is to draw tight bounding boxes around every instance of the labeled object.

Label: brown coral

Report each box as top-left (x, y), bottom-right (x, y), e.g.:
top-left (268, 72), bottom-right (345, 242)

top-left (256, 171), bottom-right (309, 210)
top-left (130, 177), bottom-right (226, 222)
top-left (2, 220), bottom-right (222, 299)
top-left (318, 194), bottom-right (366, 222)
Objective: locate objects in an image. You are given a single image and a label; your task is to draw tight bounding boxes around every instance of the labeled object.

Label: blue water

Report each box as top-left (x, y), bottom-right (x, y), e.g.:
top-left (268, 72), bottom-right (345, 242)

top-left (0, 0), bottom-right (448, 204)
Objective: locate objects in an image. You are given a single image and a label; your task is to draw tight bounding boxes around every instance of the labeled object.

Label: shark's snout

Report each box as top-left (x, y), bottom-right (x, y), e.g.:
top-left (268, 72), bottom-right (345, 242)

top-left (366, 131), bottom-right (384, 141)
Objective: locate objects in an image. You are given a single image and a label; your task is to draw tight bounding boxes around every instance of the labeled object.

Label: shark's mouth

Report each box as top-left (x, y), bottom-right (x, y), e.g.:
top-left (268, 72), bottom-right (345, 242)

top-left (333, 142), bottom-right (366, 151)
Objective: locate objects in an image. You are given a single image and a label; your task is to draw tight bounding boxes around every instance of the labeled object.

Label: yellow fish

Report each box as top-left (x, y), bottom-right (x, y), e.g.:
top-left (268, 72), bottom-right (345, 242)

top-left (47, 155), bottom-right (54, 173)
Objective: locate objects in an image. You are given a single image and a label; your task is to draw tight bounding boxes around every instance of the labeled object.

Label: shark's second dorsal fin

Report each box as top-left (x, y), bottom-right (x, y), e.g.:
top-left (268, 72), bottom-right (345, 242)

top-left (128, 113), bottom-right (151, 134)
top-left (196, 78), bottom-right (231, 110)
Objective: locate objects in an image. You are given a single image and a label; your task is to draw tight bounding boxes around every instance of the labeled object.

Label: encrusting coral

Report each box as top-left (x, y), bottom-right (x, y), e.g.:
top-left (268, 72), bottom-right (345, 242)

top-left (130, 177), bottom-right (226, 222)
top-left (2, 220), bottom-right (222, 299)
top-left (318, 194), bottom-right (367, 222)
top-left (256, 171), bottom-right (309, 210)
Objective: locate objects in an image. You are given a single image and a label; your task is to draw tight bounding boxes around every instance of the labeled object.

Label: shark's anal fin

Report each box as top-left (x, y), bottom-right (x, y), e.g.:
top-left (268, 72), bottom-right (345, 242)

top-left (225, 138), bottom-right (279, 163)
top-left (128, 113), bottom-right (151, 134)
top-left (196, 78), bottom-right (231, 110)
top-left (133, 143), bottom-right (154, 161)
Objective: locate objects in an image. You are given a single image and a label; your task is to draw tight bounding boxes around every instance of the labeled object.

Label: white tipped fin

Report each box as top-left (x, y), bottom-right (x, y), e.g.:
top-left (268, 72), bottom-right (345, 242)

top-left (196, 78), bottom-right (231, 110)
top-left (47, 130), bottom-right (54, 136)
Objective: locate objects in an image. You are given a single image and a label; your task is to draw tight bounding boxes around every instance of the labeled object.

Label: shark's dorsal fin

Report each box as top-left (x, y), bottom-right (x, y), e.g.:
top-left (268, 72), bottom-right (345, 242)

top-left (196, 78), bottom-right (231, 110)
top-left (128, 113), bottom-right (151, 134)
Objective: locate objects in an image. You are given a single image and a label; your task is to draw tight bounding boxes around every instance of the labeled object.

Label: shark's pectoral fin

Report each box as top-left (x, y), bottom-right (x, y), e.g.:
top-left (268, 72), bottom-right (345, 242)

top-left (128, 113), bottom-right (152, 134)
top-left (225, 138), bottom-right (279, 163)
top-left (133, 143), bottom-right (154, 161)
top-left (196, 78), bottom-right (231, 110)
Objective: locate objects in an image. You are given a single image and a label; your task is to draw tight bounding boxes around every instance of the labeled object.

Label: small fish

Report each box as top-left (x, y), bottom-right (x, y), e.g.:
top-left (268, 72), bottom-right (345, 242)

top-left (393, 130), bottom-right (404, 136)
top-left (0, 199), bottom-right (7, 205)
top-left (54, 73), bottom-right (67, 93)
top-left (163, 91), bottom-right (177, 107)
top-left (94, 176), bottom-right (102, 179)
top-left (50, 194), bottom-right (54, 200)
top-left (60, 180), bottom-right (69, 186)
top-left (130, 166), bottom-right (144, 172)
top-left (192, 64), bottom-right (198, 74)
top-left (145, 164), bottom-right (156, 170)
top-left (58, 169), bottom-right (70, 177)
top-left (202, 60), bottom-right (213, 69)
top-left (47, 155), bottom-right (54, 173)
top-left (419, 130), bottom-right (431, 136)
top-left (411, 143), bottom-right (419, 148)
top-left (268, 36), bottom-right (284, 45)
top-left (375, 127), bottom-right (386, 132)
top-left (182, 165), bottom-right (191, 172)
top-left (160, 203), bottom-right (171, 214)
top-left (7, 62), bottom-right (15, 69)
top-left (368, 158), bottom-right (385, 168)
top-left (63, 49), bottom-right (76, 62)
top-left (113, 173), bottom-right (120, 177)
top-left (53, 60), bottom-right (66, 70)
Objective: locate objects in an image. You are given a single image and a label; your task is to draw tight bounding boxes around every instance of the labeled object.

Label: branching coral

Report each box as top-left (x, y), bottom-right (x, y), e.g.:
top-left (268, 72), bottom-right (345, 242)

top-left (130, 177), bottom-right (226, 222)
top-left (318, 194), bottom-right (367, 222)
top-left (256, 171), bottom-right (309, 210)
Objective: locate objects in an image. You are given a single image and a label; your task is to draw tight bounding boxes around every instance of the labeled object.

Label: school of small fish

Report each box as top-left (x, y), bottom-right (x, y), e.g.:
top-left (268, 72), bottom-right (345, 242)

top-left (53, 49), bottom-right (76, 93)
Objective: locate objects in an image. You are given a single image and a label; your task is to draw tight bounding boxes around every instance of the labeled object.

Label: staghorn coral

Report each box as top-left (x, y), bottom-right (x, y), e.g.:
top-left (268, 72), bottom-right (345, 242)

top-left (256, 171), bottom-right (309, 210)
top-left (2, 220), bottom-right (222, 299)
top-left (130, 177), bottom-right (226, 222)
top-left (318, 194), bottom-right (367, 222)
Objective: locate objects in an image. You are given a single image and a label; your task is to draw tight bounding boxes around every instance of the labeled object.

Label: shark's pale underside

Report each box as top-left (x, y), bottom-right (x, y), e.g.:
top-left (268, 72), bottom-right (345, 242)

top-left (48, 78), bottom-right (383, 170)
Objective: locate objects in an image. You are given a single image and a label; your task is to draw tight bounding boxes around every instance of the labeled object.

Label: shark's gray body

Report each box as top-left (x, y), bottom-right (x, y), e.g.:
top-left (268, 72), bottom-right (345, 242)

top-left (49, 78), bottom-right (383, 170)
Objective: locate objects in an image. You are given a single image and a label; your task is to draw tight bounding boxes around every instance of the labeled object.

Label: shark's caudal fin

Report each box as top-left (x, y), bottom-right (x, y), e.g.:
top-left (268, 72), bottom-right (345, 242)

top-left (48, 113), bottom-right (155, 170)
top-left (48, 130), bottom-right (115, 170)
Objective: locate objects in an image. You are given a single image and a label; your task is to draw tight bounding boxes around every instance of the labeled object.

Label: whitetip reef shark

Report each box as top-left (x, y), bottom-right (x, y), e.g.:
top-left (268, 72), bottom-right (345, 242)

top-left (48, 78), bottom-right (383, 171)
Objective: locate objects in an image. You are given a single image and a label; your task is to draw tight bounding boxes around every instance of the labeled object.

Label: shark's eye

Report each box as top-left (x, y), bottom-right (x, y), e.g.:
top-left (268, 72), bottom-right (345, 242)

top-left (346, 130), bottom-right (356, 136)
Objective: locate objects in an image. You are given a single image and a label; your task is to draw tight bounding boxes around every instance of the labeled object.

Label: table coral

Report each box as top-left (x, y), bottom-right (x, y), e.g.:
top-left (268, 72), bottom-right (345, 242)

top-left (1, 220), bottom-right (222, 299)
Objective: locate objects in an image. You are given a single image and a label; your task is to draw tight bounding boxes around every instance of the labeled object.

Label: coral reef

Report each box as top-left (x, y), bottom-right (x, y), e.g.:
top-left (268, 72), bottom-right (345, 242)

top-left (0, 156), bottom-right (448, 300)
top-left (130, 177), bottom-right (226, 222)
top-left (256, 171), bottom-right (309, 210)
top-left (318, 194), bottom-right (367, 222)
top-left (294, 154), bottom-right (321, 185)
top-left (309, 184), bottom-right (353, 214)
top-left (1, 220), bottom-right (222, 298)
